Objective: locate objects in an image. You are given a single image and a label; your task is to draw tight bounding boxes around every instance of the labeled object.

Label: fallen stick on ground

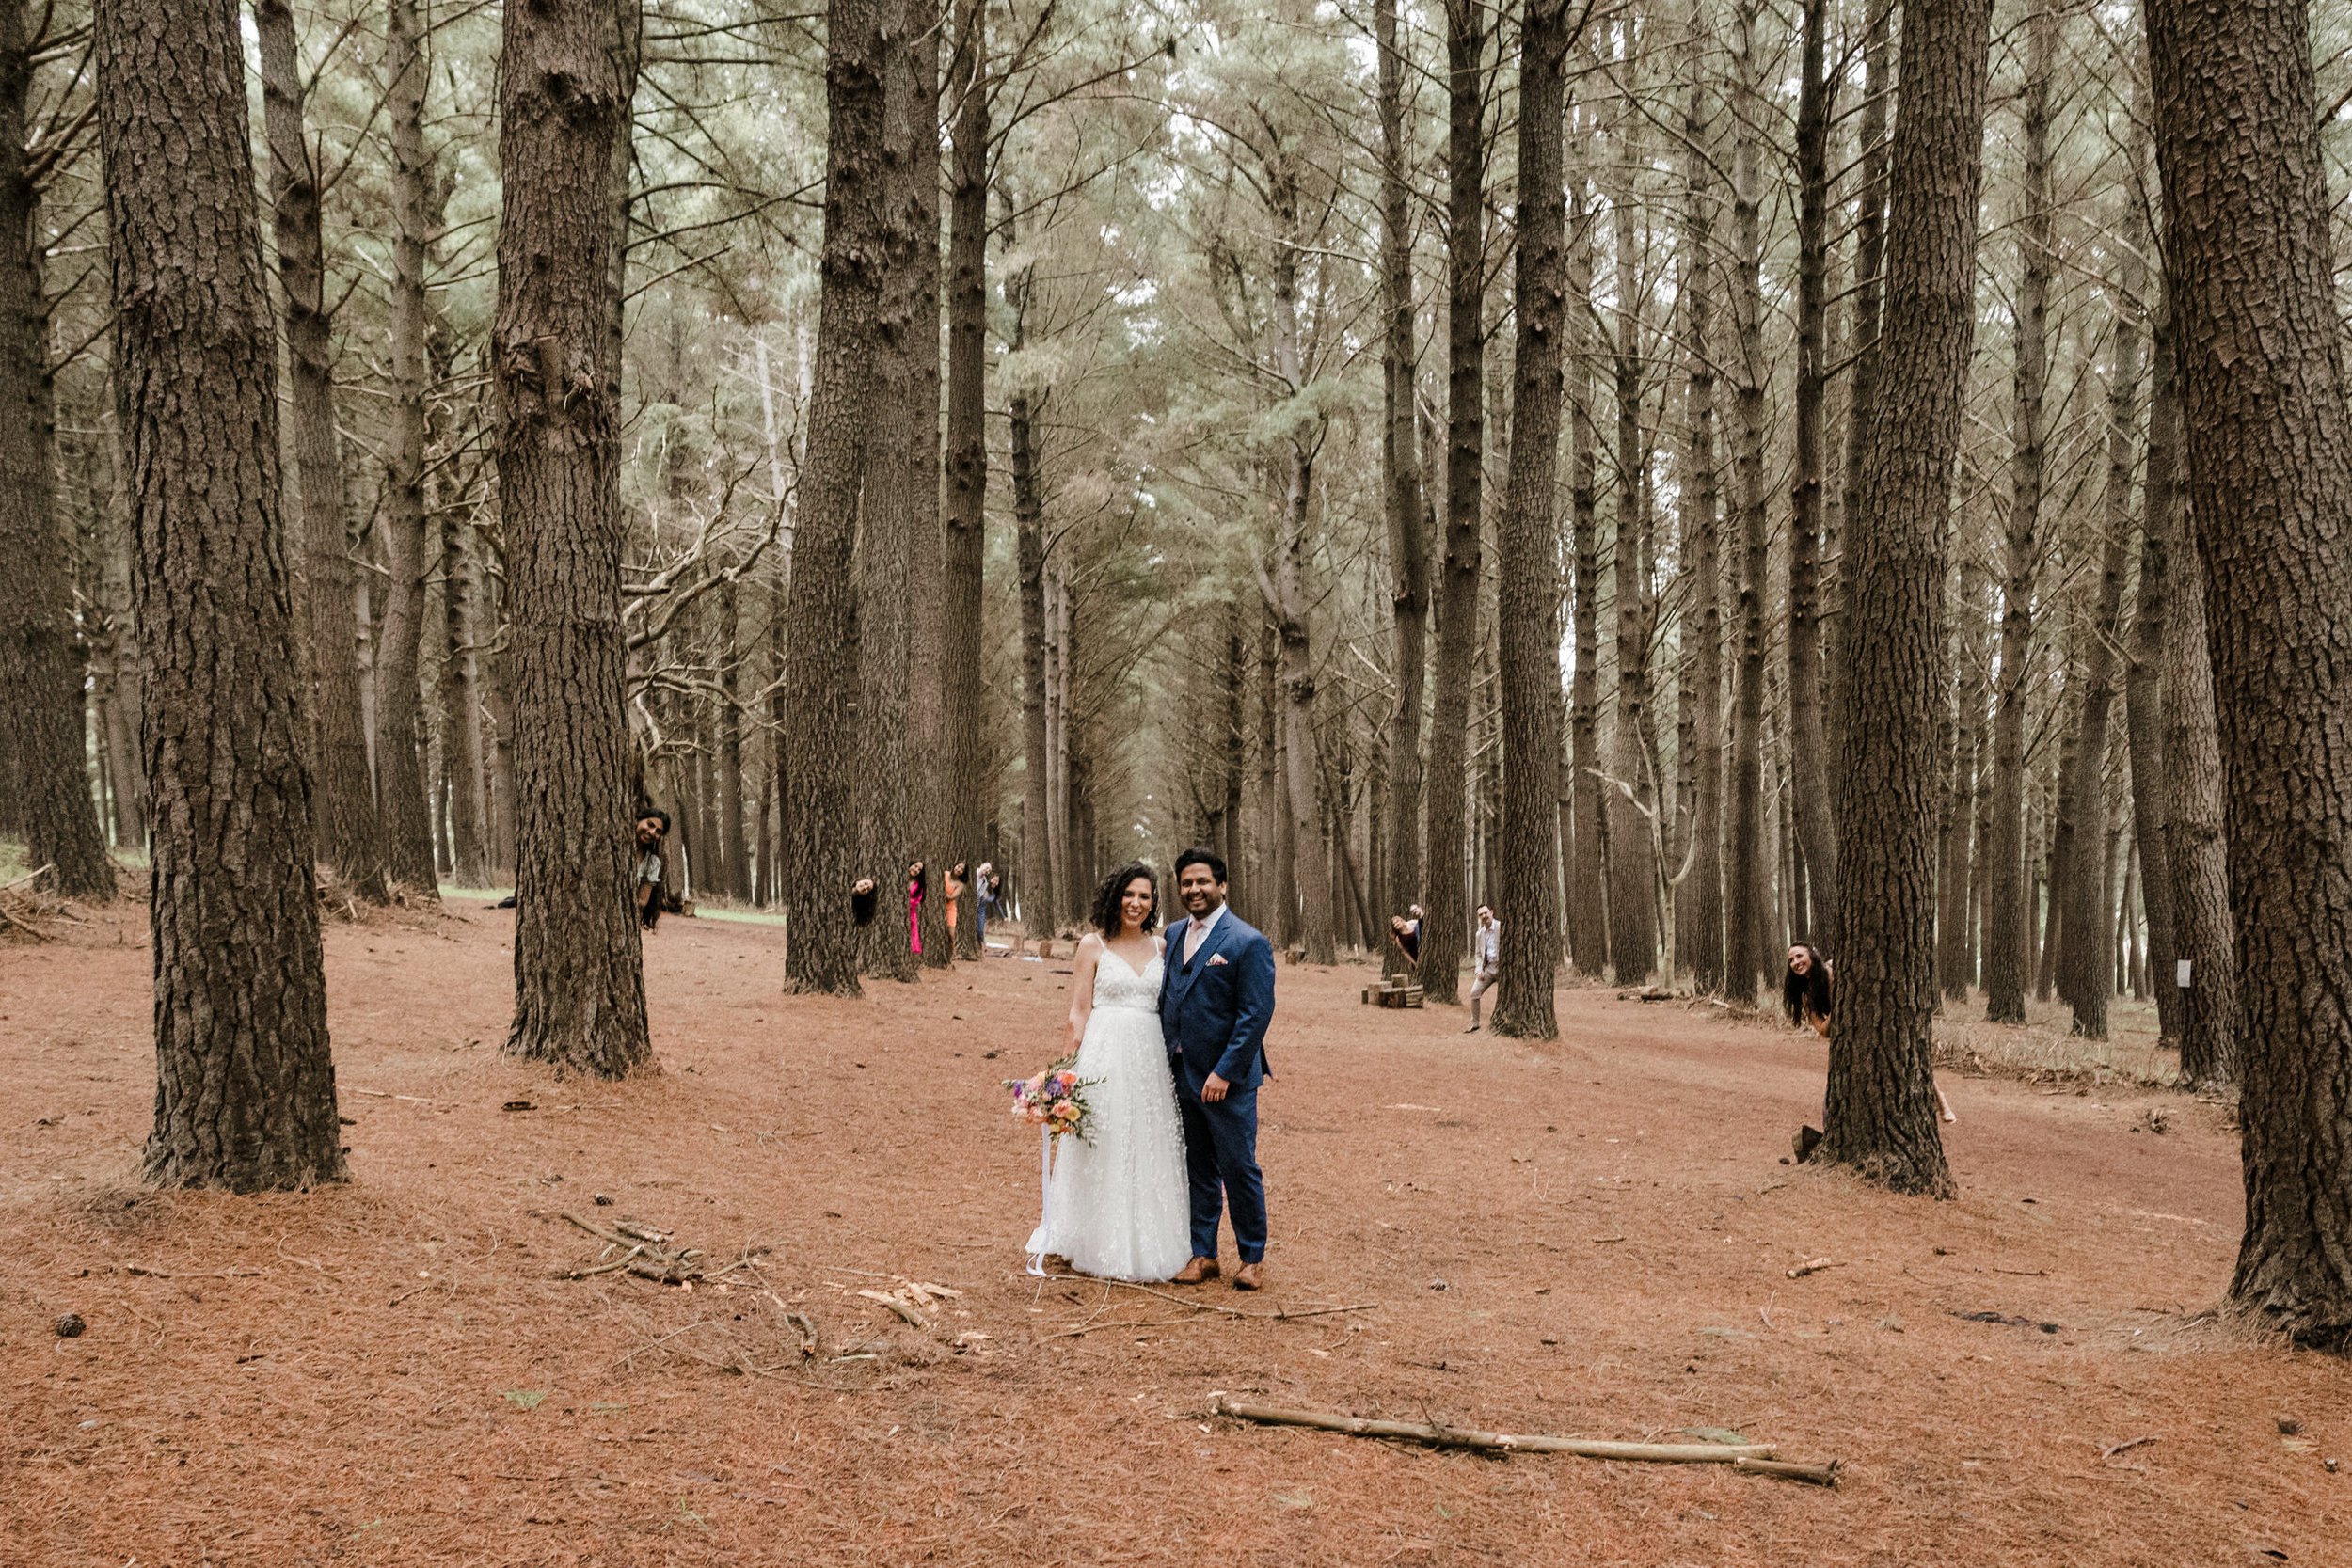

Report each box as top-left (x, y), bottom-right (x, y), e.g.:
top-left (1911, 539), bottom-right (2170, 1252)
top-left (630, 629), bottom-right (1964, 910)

top-left (1733, 1456), bottom-right (1842, 1486)
top-left (1786, 1257), bottom-right (1840, 1278)
top-left (1210, 1396), bottom-right (1804, 1467)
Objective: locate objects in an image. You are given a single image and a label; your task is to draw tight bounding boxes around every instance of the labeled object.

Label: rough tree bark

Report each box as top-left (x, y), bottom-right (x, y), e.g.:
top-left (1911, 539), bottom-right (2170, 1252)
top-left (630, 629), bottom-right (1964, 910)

top-left (1265, 164), bottom-right (1335, 967)
top-left (782, 0), bottom-right (889, 995)
top-left (1831, 0), bottom-right (1892, 770)
top-left (898, 0), bottom-right (948, 969)
top-left (1724, 0), bottom-right (1772, 1004)
top-left (1489, 0), bottom-right (1572, 1037)
top-left (1677, 30), bottom-right (1724, 994)
top-left (2122, 194), bottom-right (2181, 1047)
top-left (374, 0), bottom-right (444, 897)
top-left (98, 0), bottom-right (343, 1187)
top-left (493, 0), bottom-right (652, 1069)
top-left (0, 0), bottom-right (112, 898)
top-left (1982, 0), bottom-right (2056, 1025)
top-left (1605, 64), bottom-right (1657, 987)
top-left (438, 507), bottom-right (489, 885)
top-left (2060, 214), bottom-right (2148, 1039)
top-left (1009, 254), bottom-right (1057, 942)
top-left (1423, 0), bottom-right (1487, 1004)
top-left (1785, 0), bottom-right (1836, 941)
top-left (254, 0), bottom-right (383, 900)
top-left (1820, 0), bottom-right (1992, 1198)
top-left (1566, 137), bottom-right (1608, 977)
top-left (2148, 317), bottom-right (2232, 1085)
top-left (1376, 0), bottom-right (1428, 982)
top-left (2149, 0), bottom-right (2352, 1347)
top-left (854, 0), bottom-right (938, 984)
top-left (943, 0), bottom-right (988, 958)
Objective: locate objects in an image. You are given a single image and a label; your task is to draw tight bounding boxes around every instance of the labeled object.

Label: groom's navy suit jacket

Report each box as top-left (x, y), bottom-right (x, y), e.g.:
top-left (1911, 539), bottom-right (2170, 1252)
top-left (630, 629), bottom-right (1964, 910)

top-left (1158, 908), bottom-right (1275, 1090)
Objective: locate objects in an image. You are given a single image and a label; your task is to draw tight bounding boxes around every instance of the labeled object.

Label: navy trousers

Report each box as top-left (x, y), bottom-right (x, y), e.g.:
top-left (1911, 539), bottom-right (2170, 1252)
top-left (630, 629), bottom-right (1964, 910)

top-left (1175, 1061), bottom-right (1266, 1263)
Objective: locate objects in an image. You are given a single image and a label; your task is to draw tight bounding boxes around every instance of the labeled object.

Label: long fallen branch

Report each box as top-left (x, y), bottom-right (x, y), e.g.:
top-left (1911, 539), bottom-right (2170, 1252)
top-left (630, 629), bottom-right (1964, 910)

top-left (1212, 1396), bottom-right (1828, 1472)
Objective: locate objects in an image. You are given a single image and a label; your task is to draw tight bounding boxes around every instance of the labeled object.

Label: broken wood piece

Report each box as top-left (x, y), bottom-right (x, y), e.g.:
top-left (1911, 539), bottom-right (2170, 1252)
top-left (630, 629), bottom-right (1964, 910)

top-left (1785, 1257), bottom-right (1840, 1278)
top-left (857, 1289), bottom-right (929, 1327)
top-left (1209, 1397), bottom-right (1780, 1464)
top-left (1732, 1456), bottom-right (1842, 1486)
top-left (2100, 1435), bottom-right (2159, 1461)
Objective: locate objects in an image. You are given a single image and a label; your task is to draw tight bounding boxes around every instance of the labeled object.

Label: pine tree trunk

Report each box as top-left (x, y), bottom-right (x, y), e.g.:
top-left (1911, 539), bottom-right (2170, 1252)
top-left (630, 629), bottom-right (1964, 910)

top-left (1265, 182), bottom-right (1334, 965)
top-left (1009, 362), bottom-right (1057, 940)
top-left (1489, 0), bottom-right (1569, 1037)
top-left (2061, 229), bottom-right (2148, 1039)
top-left (1937, 568), bottom-right (1979, 1001)
top-left (1724, 0), bottom-right (1772, 1006)
top-left (0, 4), bottom-right (111, 898)
top-left (98, 0), bottom-right (343, 1188)
top-left (1566, 148), bottom-right (1608, 977)
top-left (1982, 0), bottom-right (2056, 1025)
top-left (493, 0), bottom-right (652, 1069)
top-left (2147, 313), bottom-right (2231, 1082)
top-left (252, 0), bottom-right (382, 901)
top-left (2128, 302), bottom-right (2184, 1044)
top-left (1832, 0), bottom-right (1893, 768)
top-left (2149, 0), bottom-right (2352, 1345)
top-left (1785, 0), bottom-right (1837, 942)
top-left (1423, 0), bottom-right (1487, 1004)
top-left (943, 0), bottom-right (988, 958)
top-left (1377, 0), bottom-right (1429, 981)
top-left (783, 0), bottom-right (888, 996)
top-left (1605, 79), bottom-right (1657, 987)
top-left (896, 0), bottom-right (948, 969)
top-left (376, 0), bottom-right (443, 897)
top-left (1677, 34), bottom-right (1724, 994)
top-left (2161, 487), bottom-right (2235, 1087)
top-left (439, 508), bottom-right (489, 885)
top-left (1820, 0), bottom-right (1991, 1199)
top-left (716, 578), bottom-right (751, 900)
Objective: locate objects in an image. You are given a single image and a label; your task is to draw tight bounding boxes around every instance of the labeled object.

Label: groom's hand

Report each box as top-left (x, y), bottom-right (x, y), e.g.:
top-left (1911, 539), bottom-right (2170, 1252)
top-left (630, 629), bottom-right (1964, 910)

top-left (1201, 1071), bottom-right (1231, 1103)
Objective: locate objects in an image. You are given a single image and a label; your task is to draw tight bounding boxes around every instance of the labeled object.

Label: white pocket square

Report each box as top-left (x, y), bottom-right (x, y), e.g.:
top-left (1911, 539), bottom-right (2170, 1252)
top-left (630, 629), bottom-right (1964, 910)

top-left (1208, 953), bottom-right (1229, 966)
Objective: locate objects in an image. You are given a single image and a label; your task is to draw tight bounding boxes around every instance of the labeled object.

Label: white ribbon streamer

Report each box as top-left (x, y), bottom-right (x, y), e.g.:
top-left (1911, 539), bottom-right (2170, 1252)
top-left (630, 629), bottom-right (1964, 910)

top-left (1026, 1123), bottom-right (1052, 1276)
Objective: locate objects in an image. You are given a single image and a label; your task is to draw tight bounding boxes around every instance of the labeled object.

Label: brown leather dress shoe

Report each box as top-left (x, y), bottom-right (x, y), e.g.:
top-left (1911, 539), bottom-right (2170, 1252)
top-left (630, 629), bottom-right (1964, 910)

top-left (1171, 1257), bottom-right (1221, 1285)
top-left (1232, 1262), bottom-right (1263, 1291)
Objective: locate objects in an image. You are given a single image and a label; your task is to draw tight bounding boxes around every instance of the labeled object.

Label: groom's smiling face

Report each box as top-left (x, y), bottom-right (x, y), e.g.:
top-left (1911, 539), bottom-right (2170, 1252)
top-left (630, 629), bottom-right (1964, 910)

top-left (1177, 863), bottom-right (1224, 916)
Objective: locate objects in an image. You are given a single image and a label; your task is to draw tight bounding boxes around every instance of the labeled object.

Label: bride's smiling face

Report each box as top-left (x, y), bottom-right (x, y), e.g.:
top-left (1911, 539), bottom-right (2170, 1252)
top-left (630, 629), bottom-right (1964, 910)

top-left (1120, 877), bottom-right (1155, 934)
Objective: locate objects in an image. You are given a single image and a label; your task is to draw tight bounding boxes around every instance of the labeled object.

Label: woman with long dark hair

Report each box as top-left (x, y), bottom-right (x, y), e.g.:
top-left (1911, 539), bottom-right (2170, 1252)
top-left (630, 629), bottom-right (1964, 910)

top-left (906, 860), bottom-right (928, 955)
top-left (1786, 943), bottom-right (1955, 1137)
top-left (1783, 943), bottom-right (1834, 1036)
top-left (1025, 862), bottom-right (1190, 1281)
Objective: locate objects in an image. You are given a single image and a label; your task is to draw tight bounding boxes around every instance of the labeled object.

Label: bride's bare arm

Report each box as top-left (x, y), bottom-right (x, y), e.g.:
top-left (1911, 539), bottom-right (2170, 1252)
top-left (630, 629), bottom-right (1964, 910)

top-left (1067, 934), bottom-right (1101, 1054)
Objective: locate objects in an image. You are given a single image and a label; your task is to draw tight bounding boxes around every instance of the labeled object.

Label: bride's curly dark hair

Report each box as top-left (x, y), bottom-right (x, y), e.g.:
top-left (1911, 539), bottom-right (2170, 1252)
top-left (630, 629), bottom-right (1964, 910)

top-left (1089, 862), bottom-right (1161, 937)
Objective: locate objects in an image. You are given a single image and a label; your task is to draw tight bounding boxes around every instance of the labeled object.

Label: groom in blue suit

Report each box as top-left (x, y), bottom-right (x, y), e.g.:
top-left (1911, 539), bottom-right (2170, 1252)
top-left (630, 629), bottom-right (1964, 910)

top-left (1158, 847), bottom-right (1275, 1289)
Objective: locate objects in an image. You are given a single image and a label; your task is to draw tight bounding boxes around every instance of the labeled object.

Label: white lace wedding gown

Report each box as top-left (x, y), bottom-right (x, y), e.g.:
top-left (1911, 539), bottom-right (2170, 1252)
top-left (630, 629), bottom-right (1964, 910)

top-left (1025, 943), bottom-right (1191, 1281)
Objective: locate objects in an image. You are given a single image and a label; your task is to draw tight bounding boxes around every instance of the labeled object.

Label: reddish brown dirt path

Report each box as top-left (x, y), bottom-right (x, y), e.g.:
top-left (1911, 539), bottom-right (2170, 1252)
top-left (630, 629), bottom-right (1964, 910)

top-left (4, 904), bottom-right (2345, 1567)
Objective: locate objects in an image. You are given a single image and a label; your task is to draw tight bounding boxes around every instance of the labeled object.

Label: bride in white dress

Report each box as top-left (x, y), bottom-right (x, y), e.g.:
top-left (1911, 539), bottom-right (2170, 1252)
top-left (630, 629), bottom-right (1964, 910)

top-left (1025, 863), bottom-right (1191, 1282)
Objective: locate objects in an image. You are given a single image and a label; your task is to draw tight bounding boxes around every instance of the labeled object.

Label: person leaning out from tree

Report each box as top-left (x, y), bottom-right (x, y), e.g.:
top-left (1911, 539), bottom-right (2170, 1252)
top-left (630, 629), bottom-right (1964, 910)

top-left (907, 860), bottom-right (928, 955)
top-left (1787, 942), bottom-right (1954, 1162)
top-left (1389, 904), bottom-right (1422, 968)
top-left (633, 809), bottom-right (671, 931)
top-left (945, 861), bottom-right (969, 943)
top-left (1466, 905), bottom-right (1501, 1034)
top-left (850, 877), bottom-right (880, 927)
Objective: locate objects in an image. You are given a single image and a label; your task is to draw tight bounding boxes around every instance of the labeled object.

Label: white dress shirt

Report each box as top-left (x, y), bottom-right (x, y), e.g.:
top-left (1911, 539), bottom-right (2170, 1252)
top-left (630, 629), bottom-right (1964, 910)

top-left (1183, 901), bottom-right (1228, 964)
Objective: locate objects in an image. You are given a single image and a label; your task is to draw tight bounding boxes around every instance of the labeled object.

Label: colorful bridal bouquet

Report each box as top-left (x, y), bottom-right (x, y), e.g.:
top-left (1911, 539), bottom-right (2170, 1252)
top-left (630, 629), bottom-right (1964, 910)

top-left (1006, 1056), bottom-right (1096, 1143)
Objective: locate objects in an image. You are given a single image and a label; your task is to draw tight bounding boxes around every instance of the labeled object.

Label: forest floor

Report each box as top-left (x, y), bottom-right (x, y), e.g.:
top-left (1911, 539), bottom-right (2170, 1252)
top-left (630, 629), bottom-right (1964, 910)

top-left (5, 895), bottom-right (2346, 1567)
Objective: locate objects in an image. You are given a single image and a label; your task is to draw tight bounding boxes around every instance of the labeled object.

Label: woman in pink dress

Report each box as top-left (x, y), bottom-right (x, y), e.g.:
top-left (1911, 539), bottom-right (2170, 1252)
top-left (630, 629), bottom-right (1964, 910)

top-left (907, 860), bottom-right (928, 955)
